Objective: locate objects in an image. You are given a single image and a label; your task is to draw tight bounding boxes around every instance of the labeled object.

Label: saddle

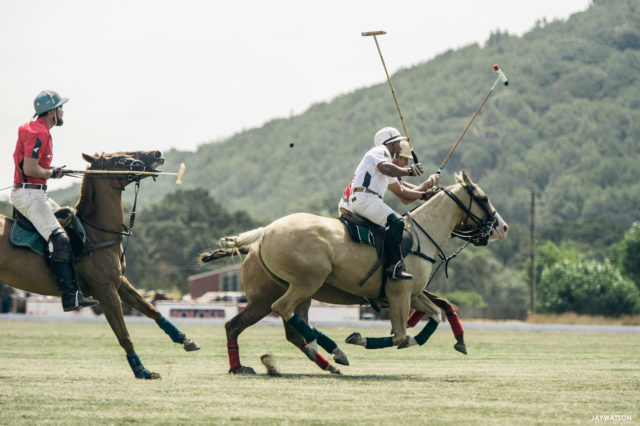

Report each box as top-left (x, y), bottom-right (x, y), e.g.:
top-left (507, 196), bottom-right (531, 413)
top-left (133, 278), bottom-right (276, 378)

top-left (338, 211), bottom-right (414, 270)
top-left (10, 207), bottom-right (88, 259)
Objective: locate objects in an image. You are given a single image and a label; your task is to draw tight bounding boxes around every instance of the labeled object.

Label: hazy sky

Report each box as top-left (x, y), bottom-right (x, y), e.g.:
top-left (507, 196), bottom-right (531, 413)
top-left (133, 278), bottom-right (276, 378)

top-left (0, 0), bottom-right (591, 196)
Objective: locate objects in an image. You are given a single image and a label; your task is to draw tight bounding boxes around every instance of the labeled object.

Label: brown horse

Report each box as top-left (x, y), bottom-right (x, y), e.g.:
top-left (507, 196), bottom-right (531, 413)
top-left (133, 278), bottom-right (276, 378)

top-left (201, 170), bottom-right (507, 374)
top-left (0, 151), bottom-right (199, 379)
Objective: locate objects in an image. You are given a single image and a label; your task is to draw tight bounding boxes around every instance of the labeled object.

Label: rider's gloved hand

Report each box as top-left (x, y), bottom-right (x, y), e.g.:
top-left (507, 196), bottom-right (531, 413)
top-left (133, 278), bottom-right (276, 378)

top-left (50, 167), bottom-right (65, 179)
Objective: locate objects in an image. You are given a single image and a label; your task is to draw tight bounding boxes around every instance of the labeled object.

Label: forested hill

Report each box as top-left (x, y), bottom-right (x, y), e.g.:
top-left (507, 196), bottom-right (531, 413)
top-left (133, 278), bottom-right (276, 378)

top-left (55, 0), bottom-right (640, 231)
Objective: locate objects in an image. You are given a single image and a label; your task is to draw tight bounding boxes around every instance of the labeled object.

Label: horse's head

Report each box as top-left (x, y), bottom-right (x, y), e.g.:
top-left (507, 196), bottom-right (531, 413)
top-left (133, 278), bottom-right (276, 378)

top-left (81, 150), bottom-right (165, 185)
top-left (448, 170), bottom-right (508, 246)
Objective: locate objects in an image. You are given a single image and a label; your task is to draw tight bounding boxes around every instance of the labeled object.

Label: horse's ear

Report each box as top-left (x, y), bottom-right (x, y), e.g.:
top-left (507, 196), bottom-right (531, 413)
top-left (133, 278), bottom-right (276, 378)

top-left (462, 169), bottom-right (473, 185)
top-left (82, 153), bottom-right (98, 163)
top-left (454, 171), bottom-right (463, 184)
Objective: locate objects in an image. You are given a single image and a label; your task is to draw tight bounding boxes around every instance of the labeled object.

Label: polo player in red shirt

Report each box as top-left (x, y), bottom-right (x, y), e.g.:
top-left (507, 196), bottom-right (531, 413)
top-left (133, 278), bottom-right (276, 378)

top-left (11, 90), bottom-right (98, 312)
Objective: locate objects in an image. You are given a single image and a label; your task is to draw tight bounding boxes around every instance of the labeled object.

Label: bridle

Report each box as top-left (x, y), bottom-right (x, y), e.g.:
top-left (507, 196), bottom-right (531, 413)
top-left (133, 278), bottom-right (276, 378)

top-left (76, 153), bottom-right (158, 261)
top-left (405, 183), bottom-right (498, 285)
top-left (444, 184), bottom-right (498, 247)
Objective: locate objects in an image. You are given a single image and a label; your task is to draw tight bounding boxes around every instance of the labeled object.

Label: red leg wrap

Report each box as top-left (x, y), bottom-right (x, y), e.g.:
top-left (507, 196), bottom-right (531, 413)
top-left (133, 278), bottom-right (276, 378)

top-left (227, 341), bottom-right (242, 372)
top-left (407, 310), bottom-right (426, 327)
top-left (446, 307), bottom-right (464, 337)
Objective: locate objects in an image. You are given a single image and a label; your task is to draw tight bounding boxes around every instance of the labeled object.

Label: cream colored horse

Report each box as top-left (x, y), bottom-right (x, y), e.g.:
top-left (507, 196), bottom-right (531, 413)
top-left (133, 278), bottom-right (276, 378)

top-left (209, 170), bottom-right (507, 371)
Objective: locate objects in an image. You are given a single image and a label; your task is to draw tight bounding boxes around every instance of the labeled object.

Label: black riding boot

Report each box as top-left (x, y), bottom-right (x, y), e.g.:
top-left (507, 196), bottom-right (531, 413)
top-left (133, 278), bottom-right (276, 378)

top-left (385, 213), bottom-right (413, 280)
top-left (49, 229), bottom-right (99, 312)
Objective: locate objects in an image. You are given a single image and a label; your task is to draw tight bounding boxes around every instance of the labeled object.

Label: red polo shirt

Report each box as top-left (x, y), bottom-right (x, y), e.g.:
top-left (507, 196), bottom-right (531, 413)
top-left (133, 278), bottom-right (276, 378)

top-left (13, 117), bottom-right (53, 185)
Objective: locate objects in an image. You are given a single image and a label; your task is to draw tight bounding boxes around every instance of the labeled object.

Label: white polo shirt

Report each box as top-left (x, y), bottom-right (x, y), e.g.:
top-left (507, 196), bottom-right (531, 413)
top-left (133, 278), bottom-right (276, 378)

top-left (351, 145), bottom-right (399, 197)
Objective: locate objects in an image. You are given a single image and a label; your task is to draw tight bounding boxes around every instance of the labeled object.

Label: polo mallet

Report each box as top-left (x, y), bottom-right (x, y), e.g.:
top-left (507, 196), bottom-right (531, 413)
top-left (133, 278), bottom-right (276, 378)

top-left (362, 30), bottom-right (419, 164)
top-left (65, 163), bottom-right (187, 186)
top-left (438, 64), bottom-right (508, 174)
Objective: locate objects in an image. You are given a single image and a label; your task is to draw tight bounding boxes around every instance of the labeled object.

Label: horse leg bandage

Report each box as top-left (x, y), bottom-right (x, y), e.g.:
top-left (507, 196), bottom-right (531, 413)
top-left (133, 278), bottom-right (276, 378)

top-left (365, 336), bottom-right (393, 349)
top-left (227, 341), bottom-right (242, 372)
top-left (126, 353), bottom-right (152, 379)
top-left (156, 316), bottom-right (186, 344)
top-left (407, 310), bottom-right (426, 327)
top-left (287, 314), bottom-right (319, 343)
top-left (414, 318), bottom-right (439, 345)
top-left (314, 327), bottom-right (338, 353)
top-left (446, 307), bottom-right (464, 337)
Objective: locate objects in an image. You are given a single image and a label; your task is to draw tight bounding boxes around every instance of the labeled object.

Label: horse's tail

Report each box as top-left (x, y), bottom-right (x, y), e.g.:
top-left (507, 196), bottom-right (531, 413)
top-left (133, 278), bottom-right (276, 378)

top-left (219, 227), bottom-right (265, 248)
top-left (199, 227), bottom-right (265, 263)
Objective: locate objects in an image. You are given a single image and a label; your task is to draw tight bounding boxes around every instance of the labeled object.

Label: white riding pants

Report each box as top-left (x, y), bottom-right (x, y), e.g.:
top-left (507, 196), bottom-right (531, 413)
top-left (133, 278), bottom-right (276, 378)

top-left (10, 188), bottom-right (62, 241)
top-left (337, 196), bottom-right (351, 216)
top-left (349, 192), bottom-right (396, 227)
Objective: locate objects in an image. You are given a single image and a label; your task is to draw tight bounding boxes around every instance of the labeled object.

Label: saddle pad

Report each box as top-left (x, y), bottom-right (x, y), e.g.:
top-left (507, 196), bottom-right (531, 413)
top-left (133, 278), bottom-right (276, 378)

top-left (9, 215), bottom-right (88, 259)
top-left (338, 215), bottom-right (414, 259)
top-left (344, 221), bottom-right (376, 246)
top-left (10, 221), bottom-right (46, 256)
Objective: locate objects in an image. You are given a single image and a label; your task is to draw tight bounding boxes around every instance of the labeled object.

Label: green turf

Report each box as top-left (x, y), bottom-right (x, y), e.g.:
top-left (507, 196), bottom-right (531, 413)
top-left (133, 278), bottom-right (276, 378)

top-left (0, 321), bottom-right (637, 424)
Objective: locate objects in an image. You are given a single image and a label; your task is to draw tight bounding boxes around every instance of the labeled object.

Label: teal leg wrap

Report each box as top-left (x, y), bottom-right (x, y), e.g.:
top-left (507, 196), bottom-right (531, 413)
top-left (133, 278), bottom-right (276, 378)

top-left (365, 336), bottom-right (393, 349)
top-left (415, 318), bottom-right (439, 345)
top-left (156, 316), bottom-right (185, 344)
top-left (126, 353), bottom-right (152, 379)
top-left (314, 328), bottom-right (337, 353)
top-left (287, 314), bottom-right (319, 343)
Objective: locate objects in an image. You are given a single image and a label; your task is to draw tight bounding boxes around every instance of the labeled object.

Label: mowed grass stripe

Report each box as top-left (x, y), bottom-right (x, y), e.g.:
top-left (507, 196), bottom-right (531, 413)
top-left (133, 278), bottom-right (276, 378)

top-left (0, 321), bottom-right (637, 424)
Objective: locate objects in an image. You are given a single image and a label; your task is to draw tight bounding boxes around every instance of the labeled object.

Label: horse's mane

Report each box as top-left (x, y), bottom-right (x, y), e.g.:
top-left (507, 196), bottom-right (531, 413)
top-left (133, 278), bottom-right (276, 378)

top-left (75, 175), bottom-right (94, 214)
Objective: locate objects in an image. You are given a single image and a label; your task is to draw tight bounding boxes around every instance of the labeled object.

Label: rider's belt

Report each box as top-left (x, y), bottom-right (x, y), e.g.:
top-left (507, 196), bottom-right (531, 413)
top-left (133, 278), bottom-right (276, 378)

top-left (352, 187), bottom-right (382, 199)
top-left (14, 183), bottom-right (47, 191)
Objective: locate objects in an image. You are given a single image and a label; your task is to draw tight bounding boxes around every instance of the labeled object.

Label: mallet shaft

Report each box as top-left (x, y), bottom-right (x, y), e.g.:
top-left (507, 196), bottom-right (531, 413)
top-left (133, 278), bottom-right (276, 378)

top-left (68, 170), bottom-right (179, 176)
top-left (439, 86), bottom-right (495, 171)
top-left (438, 64), bottom-right (508, 173)
top-left (362, 30), bottom-right (419, 164)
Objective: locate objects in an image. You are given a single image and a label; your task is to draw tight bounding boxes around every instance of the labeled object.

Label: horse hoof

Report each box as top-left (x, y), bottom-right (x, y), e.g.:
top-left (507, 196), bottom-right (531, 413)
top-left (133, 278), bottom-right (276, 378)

top-left (138, 371), bottom-right (161, 380)
top-left (327, 365), bottom-right (342, 375)
top-left (230, 366), bottom-right (256, 375)
top-left (260, 354), bottom-right (281, 377)
top-left (183, 338), bottom-right (201, 351)
top-left (345, 332), bottom-right (363, 346)
top-left (398, 336), bottom-right (417, 349)
top-left (454, 342), bottom-right (467, 354)
top-left (332, 348), bottom-right (350, 366)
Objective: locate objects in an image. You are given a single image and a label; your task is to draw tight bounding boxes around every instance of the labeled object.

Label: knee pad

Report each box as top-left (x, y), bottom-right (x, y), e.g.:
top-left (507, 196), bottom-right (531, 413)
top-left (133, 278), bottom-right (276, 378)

top-left (49, 229), bottom-right (72, 262)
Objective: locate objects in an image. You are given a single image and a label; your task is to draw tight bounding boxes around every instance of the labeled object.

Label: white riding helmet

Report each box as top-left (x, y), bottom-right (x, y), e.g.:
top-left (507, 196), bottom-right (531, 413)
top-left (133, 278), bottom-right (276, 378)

top-left (373, 127), bottom-right (407, 147)
top-left (397, 140), bottom-right (413, 159)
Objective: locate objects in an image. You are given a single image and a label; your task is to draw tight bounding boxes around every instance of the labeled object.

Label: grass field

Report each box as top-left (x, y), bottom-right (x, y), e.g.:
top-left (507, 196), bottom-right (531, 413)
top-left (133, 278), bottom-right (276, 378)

top-left (0, 320), bottom-right (638, 425)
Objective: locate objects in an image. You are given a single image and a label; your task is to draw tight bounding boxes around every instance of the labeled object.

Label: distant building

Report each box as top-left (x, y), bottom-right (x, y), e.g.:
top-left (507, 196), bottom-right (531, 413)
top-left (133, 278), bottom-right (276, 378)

top-left (188, 264), bottom-right (242, 299)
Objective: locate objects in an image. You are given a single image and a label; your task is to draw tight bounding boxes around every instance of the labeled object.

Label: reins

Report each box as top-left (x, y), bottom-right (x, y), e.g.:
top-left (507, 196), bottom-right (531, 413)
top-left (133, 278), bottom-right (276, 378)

top-left (76, 169), bottom-right (144, 262)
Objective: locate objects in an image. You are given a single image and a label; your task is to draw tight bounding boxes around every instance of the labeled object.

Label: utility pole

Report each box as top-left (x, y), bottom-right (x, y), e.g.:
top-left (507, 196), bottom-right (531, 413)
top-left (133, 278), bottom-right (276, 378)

top-left (529, 190), bottom-right (536, 314)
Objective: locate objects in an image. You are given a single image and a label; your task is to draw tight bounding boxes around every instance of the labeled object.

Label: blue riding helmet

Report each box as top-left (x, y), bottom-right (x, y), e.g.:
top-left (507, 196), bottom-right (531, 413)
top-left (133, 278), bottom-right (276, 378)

top-left (33, 90), bottom-right (69, 116)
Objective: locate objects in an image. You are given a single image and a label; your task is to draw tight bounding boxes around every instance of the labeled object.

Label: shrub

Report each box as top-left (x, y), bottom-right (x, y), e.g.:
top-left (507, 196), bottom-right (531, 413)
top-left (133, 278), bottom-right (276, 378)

top-left (537, 259), bottom-right (640, 316)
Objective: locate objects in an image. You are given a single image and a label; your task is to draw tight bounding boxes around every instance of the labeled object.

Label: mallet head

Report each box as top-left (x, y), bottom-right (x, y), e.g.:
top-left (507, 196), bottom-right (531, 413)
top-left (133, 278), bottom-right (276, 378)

top-left (175, 163), bottom-right (186, 186)
top-left (361, 30), bottom-right (386, 37)
top-left (493, 64), bottom-right (508, 86)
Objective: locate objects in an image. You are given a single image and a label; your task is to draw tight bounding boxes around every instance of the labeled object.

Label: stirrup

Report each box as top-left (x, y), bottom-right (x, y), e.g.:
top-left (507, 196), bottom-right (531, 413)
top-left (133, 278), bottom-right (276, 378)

top-left (63, 291), bottom-right (99, 312)
top-left (386, 261), bottom-right (413, 280)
